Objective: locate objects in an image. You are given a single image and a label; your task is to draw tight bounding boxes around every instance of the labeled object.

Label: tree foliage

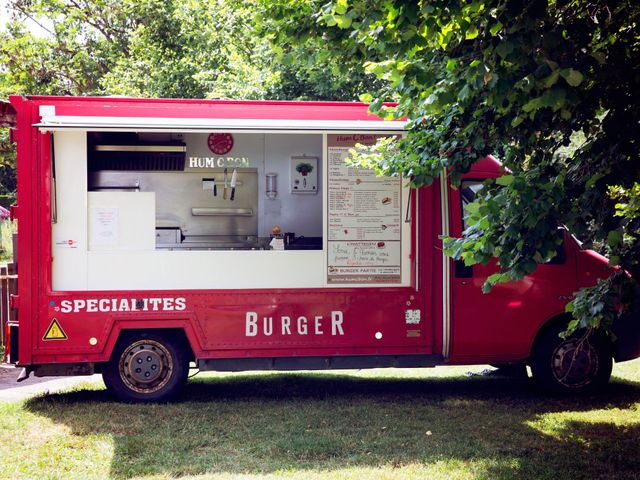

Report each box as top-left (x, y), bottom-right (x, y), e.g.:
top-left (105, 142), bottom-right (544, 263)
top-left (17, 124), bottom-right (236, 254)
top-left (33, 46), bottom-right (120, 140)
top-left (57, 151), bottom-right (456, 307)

top-left (1, 0), bottom-right (269, 98)
top-left (307, 0), bottom-right (639, 333)
top-left (258, 0), bottom-right (387, 100)
top-left (0, 0), bottom-right (380, 193)
top-left (0, 0), bottom-right (380, 100)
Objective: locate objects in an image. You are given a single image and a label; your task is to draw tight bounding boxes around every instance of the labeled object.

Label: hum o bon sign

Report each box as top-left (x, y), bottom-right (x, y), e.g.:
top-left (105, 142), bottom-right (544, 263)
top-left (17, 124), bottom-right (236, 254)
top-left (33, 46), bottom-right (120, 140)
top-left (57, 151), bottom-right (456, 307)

top-left (188, 133), bottom-right (249, 168)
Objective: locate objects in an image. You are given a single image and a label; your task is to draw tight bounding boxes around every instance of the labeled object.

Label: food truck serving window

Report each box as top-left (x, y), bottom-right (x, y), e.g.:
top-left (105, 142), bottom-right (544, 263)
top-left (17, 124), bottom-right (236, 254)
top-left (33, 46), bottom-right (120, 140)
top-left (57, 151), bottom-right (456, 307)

top-left (49, 130), bottom-right (411, 291)
top-left (85, 131), bottom-right (323, 253)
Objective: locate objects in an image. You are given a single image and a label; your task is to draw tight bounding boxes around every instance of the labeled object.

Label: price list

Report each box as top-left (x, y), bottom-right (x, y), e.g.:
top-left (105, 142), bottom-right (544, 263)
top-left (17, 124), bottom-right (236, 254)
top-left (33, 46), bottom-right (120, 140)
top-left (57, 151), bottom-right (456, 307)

top-left (327, 135), bottom-right (402, 284)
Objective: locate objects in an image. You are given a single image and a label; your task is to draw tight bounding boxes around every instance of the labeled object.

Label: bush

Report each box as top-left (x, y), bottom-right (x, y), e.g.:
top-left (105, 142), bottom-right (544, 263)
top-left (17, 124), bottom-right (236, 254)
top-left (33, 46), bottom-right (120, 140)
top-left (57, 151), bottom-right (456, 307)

top-left (0, 194), bottom-right (15, 209)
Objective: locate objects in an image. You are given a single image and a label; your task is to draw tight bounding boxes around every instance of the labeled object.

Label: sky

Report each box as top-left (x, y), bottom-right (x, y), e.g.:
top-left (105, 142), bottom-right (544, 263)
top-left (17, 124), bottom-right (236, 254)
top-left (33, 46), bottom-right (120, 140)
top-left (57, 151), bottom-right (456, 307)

top-left (0, 0), bottom-right (50, 37)
top-left (0, 0), bottom-right (8, 30)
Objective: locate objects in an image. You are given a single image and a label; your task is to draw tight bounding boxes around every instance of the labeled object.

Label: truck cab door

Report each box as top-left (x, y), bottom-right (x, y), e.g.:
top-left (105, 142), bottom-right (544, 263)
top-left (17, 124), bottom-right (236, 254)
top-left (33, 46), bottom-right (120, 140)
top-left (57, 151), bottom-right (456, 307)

top-left (448, 179), bottom-right (577, 363)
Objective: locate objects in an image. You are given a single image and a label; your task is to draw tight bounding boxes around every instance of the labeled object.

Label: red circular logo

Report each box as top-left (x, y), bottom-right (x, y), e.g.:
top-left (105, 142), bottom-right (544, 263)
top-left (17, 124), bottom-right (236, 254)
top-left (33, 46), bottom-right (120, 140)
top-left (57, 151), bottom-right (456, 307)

top-left (207, 133), bottom-right (234, 155)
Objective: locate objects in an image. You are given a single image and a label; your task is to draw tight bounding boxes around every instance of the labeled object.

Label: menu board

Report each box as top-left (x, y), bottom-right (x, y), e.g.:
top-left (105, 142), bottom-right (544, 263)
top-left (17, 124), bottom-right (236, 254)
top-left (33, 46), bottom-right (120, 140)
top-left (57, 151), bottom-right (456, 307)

top-left (327, 134), bottom-right (402, 284)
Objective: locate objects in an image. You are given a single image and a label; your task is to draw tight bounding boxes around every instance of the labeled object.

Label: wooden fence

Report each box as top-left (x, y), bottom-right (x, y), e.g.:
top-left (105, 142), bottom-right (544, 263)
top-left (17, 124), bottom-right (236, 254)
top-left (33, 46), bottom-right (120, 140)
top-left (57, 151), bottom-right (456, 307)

top-left (0, 262), bottom-right (17, 349)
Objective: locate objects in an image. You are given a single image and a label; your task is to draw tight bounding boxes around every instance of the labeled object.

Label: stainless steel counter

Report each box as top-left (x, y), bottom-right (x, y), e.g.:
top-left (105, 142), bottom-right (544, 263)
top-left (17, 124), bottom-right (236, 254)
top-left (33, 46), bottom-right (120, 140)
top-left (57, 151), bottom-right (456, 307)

top-left (156, 235), bottom-right (271, 251)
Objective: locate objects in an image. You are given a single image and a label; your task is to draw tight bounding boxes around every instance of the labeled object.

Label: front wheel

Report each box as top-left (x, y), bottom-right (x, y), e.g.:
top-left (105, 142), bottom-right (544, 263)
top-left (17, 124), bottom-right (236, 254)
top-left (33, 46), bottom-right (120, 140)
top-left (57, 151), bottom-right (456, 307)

top-left (103, 333), bottom-right (188, 402)
top-left (530, 324), bottom-right (612, 394)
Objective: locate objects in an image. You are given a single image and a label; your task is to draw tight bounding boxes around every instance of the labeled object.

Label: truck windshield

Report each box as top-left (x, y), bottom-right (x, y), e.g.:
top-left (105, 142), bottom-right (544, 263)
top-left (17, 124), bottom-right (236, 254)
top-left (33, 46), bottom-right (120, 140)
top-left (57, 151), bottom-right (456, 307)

top-left (460, 180), bottom-right (485, 230)
top-left (460, 179), bottom-right (567, 263)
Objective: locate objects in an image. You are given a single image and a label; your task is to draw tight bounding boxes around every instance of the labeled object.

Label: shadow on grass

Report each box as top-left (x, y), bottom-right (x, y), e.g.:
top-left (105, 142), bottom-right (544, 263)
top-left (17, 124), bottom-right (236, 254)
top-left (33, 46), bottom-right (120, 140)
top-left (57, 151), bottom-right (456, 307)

top-left (24, 372), bottom-right (640, 480)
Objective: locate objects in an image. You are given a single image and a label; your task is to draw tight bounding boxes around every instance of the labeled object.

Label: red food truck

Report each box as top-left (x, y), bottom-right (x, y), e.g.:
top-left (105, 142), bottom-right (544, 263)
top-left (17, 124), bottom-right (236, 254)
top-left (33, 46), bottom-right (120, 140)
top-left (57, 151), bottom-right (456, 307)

top-left (1, 95), bottom-right (638, 401)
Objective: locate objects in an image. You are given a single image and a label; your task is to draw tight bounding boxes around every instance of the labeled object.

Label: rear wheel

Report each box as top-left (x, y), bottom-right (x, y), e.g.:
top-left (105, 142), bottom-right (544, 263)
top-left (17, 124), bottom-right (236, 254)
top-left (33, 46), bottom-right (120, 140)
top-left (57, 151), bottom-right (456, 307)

top-left (103, 332), bottom-right (188, 402)
top-left (530, 324), bottom-right (612, 393)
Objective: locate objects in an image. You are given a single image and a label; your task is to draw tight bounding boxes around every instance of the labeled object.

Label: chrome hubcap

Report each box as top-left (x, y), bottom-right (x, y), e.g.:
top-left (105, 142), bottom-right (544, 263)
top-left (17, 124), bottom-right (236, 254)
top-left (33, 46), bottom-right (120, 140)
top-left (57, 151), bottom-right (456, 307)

top-left (119, 340), bottom-right (173, 394)
top-left (551, 338), bottom-right (598, 388)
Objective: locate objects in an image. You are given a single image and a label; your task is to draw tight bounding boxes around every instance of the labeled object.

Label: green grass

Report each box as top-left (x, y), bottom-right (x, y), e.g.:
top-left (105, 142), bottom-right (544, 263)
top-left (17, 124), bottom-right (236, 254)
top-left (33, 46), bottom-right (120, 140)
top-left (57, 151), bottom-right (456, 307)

top-left (1, 360), bottom-right (639, 480)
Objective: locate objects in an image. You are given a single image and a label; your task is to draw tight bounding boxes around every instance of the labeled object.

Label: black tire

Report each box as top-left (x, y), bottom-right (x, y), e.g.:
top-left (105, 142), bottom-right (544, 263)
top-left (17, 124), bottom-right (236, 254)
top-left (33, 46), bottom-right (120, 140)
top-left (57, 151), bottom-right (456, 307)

top-left (530, 324), bottom-right (612, 394)
top-left (102, 332), bottom-right (188, 402)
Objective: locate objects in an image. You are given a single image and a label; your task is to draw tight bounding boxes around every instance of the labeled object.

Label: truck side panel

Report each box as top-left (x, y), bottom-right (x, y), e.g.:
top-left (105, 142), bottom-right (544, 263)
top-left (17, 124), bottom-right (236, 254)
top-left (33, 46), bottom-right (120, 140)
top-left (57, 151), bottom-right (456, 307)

top-left (16, 101), bottom-right (439, 366)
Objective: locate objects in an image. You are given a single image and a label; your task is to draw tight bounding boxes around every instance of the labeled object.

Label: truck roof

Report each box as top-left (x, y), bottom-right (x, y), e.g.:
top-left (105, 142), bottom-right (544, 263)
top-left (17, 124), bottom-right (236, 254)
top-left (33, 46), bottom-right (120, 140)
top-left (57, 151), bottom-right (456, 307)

top-left (9, 95), bottom-right (404, 132)
top-left (6, 95), bottom-right (503, 175)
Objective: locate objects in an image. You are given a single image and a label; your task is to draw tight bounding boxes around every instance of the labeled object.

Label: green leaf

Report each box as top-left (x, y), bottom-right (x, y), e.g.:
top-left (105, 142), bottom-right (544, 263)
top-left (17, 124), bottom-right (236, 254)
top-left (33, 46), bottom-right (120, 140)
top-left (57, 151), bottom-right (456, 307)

top-left (465, 26), bottom-right (479, 40)
top-left (586, 173), bottom-right (604, 189)
top-left (333, 0), bottom-right (349, 15)
top-left (560, 68), bottom-right (584, 87)
top-left (607, 230), bottom-right (622, 247)
top-left (542, 88), bottom-right (566, 110)
top-left (334, 15), bottom-right (352, 29)
top-left (369, 98), bottom-right (383, 112)
top-left (489, 21), bottom-right (503, 36)
top-left (522, 97), bottom-right (541, 113)
top-left (496, 174), bottom-right (514, 186)
top-left (544, 59), bottom-right (559, 71)
top-left (609, 255), bottom-right (620, 266)
top-left (458, 84), bottom-right (472, 101)
top-left (524, 260), bottom-right (537, 274)
top-left (465, 202), bottom-right (481, 214)
top-left (359, 93), bottom-right (373, 103)
top-left (541, 70), bottom-right (560, 88)
top-left (323, 14), bottom-right (337, 26)
top-left (496, 41), bottom-right (514, 59)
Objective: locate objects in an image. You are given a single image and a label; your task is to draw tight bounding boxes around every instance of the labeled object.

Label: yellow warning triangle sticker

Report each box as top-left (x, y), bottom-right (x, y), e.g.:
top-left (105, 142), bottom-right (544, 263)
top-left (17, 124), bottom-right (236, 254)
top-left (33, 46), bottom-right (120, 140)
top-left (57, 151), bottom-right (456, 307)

top-left (43, 318), bottom-right (68, 340)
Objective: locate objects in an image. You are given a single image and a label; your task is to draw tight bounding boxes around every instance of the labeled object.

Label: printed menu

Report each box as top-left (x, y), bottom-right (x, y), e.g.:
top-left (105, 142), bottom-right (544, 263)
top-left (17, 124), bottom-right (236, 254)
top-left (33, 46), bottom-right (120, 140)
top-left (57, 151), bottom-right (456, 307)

top-left (327, 134), bottom-right (402, 284)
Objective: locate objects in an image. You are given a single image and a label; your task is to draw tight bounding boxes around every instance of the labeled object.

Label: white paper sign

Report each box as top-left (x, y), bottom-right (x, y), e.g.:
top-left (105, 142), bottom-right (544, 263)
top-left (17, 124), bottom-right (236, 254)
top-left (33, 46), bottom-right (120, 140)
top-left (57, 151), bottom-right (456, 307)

top-left (91, 207), bottom-right (119, 246)
top-left (269, 237), bottom-right (285, 250)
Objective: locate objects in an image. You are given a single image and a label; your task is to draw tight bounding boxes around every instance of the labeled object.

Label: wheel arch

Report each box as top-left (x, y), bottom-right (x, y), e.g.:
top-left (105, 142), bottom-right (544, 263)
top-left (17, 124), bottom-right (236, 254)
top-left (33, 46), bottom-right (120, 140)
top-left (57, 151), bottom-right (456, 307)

top-left (103, 325), bottom-right (197, 366)
top-left (528, 312), bottom-right (619, 364)
top-left (115, 328), bottom-right (194, 359)
top-left (528, 313), bottom-right (573, 363)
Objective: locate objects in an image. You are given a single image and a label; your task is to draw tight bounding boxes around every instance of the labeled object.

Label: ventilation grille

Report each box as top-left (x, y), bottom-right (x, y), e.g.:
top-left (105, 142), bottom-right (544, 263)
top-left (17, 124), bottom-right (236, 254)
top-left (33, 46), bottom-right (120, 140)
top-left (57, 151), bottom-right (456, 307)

top-left (89, 145), bottom-right (186, 171)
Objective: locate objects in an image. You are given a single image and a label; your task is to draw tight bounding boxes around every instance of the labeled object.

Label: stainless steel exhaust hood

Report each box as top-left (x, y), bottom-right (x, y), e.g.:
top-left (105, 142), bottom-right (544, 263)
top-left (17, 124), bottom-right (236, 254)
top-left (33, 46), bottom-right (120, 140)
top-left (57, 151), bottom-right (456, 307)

top-left (90, 143), bottom-right (187, 171)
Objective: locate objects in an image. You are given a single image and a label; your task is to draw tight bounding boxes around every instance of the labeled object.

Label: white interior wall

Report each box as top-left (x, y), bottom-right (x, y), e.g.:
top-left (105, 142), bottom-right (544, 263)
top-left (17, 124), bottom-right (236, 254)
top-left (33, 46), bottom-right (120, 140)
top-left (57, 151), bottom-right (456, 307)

top-left (52, 131), bottom-right (88, 291)
top-left (262, 134), bottom-right (323, 237)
